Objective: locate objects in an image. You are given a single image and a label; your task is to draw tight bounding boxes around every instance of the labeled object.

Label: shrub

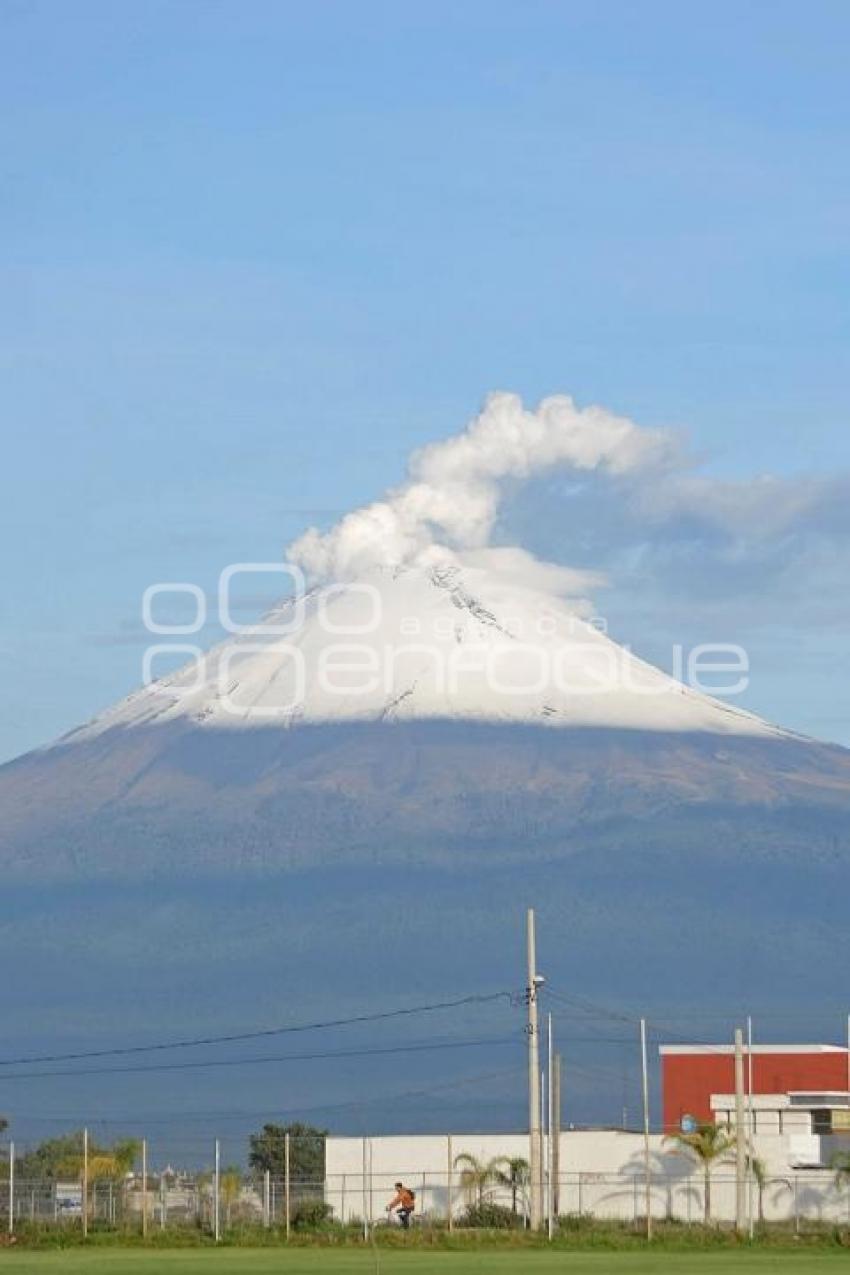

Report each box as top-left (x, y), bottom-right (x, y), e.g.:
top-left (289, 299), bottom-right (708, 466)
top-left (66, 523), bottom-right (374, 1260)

top-left (458, 1202), bottom-right (520, 1229)
top-left (558, 1212), bottom-right (594, 1232)
top-left (292, 1199), bottom-right (334, 1230)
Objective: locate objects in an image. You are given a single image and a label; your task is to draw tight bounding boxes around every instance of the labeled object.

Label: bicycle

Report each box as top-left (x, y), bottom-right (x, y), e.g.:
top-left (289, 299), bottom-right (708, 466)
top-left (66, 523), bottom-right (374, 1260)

top-left (373, 1208), bottom-right (427, 1231)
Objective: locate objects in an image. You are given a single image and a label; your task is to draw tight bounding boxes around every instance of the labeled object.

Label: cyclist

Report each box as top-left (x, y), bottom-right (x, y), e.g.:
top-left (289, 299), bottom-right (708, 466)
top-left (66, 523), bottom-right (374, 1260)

top-left (386, 1181), bottom-right (415, 1229)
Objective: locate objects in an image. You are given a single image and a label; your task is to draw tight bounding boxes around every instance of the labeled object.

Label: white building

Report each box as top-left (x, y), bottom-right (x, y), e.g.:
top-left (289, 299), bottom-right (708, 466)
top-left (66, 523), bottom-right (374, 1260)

top-left (326, 1122), bottom-right (850, 1226)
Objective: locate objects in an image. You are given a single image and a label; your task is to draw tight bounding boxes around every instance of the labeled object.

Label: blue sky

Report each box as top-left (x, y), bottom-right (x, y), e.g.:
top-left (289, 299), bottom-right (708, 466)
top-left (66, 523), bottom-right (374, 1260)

top-left (2, 0), bottom-right (849, 762)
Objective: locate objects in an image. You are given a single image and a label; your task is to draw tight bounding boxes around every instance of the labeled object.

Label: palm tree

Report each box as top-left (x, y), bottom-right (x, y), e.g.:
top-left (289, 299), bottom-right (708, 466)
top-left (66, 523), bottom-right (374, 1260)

top-left (493, 1156), bottom-right (530, 1218)
top-left (220, 1166), bottom-right (242, 1227)
top-left (59, 1137), bottom-right (140, 1182)
top-left (453, 1153), bottom-right (504, 1209)
top-left (747, 1154), bottom-right (767, 1225)
top-left (56, 1135), bottom-right (141, 1225)
top-left (664, 1122), bottom-right (736, 1224)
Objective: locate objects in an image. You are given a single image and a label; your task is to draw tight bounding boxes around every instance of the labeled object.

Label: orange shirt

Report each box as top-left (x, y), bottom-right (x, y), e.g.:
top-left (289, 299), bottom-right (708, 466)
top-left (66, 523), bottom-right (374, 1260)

top-left (389, 1188), bottom-right (415, 1210)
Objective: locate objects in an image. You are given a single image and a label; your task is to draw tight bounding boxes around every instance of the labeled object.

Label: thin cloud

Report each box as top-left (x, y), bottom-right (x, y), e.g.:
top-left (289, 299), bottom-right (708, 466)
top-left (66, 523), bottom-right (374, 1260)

top-left (286, 390), bottom-right (850, 632)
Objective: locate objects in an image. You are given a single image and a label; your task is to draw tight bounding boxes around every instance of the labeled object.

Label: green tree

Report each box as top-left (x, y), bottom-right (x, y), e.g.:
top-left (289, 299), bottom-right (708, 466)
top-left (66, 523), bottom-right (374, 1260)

top-left (16, 1132), bottom-right (95, 1181)
top-left (69, 1138), bottom-right (140, 1182)
top-left (453, 1152), bottom-right (505, 1209)
top-left (664, 1122), bottom-right (736, 1224)
top-left (493, 1156), bottom-right (529, 1218)
top-left (15, 1132), bottom-right (139, 1182)
top-left (832, 1150), bottom-right (850, 1189)
top-left (248, 1123), bottom-right (326, 1188)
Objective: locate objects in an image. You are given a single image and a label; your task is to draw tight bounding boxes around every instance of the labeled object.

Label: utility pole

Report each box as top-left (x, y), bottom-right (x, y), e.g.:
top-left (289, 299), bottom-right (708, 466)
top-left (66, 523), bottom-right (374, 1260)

top-left (734, 1028), bottom-right (746, 1235)
top-left (527, 908), bottom-right (544, 1230)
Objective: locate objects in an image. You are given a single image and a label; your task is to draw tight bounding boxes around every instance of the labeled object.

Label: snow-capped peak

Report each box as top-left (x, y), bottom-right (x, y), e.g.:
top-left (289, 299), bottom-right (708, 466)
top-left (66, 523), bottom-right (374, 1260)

top-left (70, 561), bottom-right (787, 742)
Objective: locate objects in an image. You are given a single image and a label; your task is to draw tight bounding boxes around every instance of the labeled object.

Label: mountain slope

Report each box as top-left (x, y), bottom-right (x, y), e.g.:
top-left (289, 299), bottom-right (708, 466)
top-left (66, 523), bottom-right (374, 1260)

top-left (2, 561), bottom-right (849, 879)
top-left (3, 559), bottom-right (850, 1139)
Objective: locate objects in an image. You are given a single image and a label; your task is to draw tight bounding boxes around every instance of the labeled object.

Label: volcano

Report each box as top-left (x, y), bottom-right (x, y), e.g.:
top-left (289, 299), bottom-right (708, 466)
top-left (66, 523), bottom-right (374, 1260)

top-left (2, 557), bottom-right (850, 1085)
top-left (4, 558), bottom-right (850, 880)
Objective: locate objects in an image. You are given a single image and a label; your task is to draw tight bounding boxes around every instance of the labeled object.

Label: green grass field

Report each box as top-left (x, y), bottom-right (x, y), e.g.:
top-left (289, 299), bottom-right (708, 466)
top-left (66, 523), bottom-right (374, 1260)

top-left (2, 1253), bottom-right (850, 1275)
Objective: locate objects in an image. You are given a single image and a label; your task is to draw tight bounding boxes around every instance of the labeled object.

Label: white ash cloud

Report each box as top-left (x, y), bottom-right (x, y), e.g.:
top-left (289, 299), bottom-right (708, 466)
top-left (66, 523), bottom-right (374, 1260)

top-left (457, 547), bottom-right (607, 601)
top-left (287, 391), bottom-right (678, 587)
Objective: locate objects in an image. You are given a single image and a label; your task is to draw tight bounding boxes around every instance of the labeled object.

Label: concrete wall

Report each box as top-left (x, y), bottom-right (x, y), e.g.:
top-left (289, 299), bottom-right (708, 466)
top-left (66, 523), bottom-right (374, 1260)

top-left (325, 1130), bottom-right (850, 1225)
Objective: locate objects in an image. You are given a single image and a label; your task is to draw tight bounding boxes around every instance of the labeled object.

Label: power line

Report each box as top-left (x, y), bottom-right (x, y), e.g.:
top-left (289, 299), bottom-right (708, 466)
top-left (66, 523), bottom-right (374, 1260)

top-left (0, 990), bottom-right (514, 1069)
top-left (0, 1033), bottom-right (523, 1082)
top-left (0, 1031), bottom-right (640, 1085)
top-left (7, 986), bottom-right (843, 1072)
top-left (546, 987), bottom-right (639, 1026)
top-left (546, 991), bottom-right (850, 1049)
top-left (9, 1065), bottom-right (527, 1127)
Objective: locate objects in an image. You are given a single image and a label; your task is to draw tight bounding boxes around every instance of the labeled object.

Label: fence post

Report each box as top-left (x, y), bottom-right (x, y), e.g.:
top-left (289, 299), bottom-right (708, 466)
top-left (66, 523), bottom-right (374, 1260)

top-left (794, 1176), bottom-right (799, 1235)
top-left (82, 1128), bottom-right (88, 1240)
top-left (284, 1133), bottom-right (291, 1240)
top-left (160, 1173), bottom-right (166, 1231)
top-left (341, 1173), bottom-right (346, 1224)
top-left (552, 1054), bottom-right (562, 1223)
top-left (213, 1139), bottom-right (220, 1242)
top-left (361, 1138), bottom-right (368, 1241)
top-left (8, 1140), bottom-right (13, 1237)
top-left (447, 1134), bottom-right (453, 1232)
top-left (263, 1170), bottom-right (270, 1228)
top-left (369, 1140), bottom-right (374, 1230)
top-left (639, 1018), bottom-right (652, 1241)
top-left (141, 1139), bottom-right (148, 1238)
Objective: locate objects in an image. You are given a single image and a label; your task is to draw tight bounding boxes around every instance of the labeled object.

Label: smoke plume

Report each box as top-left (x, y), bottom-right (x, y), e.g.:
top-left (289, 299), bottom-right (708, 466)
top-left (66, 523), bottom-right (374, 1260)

top-left (287, 391), bottom-right (677, 583)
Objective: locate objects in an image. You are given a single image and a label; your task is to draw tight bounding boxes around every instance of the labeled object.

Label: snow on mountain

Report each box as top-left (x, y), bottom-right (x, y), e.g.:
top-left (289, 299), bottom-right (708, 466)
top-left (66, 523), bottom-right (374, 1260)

top-left (67, 561), bottom-right (786, 744)
top-left (3, 548), bottom-right (850, 1063)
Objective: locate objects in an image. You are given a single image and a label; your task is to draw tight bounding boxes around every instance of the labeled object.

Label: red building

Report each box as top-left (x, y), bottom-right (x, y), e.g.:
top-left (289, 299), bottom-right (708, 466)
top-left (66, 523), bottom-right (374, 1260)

top-left (660, 1044), bottom-right (849, 1131)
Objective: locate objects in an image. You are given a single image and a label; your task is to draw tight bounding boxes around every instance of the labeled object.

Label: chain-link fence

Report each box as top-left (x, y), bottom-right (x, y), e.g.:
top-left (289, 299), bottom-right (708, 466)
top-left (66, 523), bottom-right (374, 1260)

top-left (2, 1166), bottom-right (850, 1236)
top-left (0, 1168), bottom-right (329, 1236)
top-left (325, 1167), bottom-right (850, 1229)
